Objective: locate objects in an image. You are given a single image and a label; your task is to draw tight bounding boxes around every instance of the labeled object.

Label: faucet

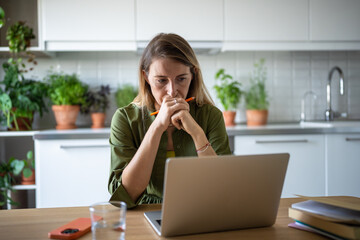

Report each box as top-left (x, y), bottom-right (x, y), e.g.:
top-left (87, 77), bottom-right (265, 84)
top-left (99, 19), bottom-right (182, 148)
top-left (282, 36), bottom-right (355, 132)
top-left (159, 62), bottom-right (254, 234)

top-left (300, 91), bottom-right (317, 122)
top-left (325, 66), bottom-right (345, 121)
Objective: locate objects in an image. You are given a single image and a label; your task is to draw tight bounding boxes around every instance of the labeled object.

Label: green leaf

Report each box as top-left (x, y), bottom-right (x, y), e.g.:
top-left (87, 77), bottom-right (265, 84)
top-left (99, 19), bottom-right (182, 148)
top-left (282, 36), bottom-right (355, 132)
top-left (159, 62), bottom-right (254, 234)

top-left (23, 168), bottom-right (32, 178)
top-left (10, 159), bottom-right (24, 175)
top-left (27, 150), bottom-right (33, 161)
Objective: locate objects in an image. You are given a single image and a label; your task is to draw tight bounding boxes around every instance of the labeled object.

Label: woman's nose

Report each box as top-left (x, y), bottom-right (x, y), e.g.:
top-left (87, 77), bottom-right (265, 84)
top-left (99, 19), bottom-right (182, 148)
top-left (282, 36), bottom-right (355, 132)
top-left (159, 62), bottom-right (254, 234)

top-left (167, 81), bottom-right (177, 97)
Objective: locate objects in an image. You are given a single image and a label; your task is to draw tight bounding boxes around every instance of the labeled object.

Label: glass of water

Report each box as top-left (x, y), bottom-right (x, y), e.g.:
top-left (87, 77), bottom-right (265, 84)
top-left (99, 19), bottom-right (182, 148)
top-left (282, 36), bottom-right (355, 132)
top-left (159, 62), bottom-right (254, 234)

top-left (89, 201), bottom-right (127, 240)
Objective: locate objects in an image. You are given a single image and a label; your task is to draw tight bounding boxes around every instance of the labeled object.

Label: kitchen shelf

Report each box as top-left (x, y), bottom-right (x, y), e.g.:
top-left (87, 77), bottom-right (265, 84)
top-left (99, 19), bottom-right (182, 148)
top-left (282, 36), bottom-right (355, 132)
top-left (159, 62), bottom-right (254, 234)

top-left (13, 184), bottom-right (37, 190)
top-left (0, 131), bottom-right (38, 137)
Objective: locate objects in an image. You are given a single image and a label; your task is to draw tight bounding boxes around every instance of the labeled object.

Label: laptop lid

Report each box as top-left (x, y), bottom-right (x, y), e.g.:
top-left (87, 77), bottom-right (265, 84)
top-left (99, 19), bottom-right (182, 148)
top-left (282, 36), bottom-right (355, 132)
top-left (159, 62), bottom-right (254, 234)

top-left (145, 153), bottom-right (289, 237)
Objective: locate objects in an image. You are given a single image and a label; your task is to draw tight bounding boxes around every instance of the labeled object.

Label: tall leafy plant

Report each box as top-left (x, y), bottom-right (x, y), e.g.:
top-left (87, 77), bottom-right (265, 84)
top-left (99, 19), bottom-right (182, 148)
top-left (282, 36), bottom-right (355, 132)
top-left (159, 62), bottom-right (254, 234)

top-left (0, 21), bottom-right (46, 130)
top-left (214, 69), bottom-right (243, 111)
top-left (245, 59), bottom-right (269, 110)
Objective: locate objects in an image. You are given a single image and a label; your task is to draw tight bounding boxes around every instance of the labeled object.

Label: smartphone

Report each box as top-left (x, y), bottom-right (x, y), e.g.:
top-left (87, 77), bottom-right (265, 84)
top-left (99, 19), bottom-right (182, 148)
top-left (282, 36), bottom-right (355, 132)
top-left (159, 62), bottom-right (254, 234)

top-left (48, 216), bottom-right (102, 240)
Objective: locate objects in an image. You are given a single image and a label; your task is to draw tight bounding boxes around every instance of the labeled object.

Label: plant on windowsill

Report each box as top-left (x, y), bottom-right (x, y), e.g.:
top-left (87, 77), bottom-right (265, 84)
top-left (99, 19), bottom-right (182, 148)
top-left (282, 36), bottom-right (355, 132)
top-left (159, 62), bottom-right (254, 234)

top-left (214, 69), bottom-right (243, 126)
top-left (46, 71), bottom-right (88, 129)
top-left (83, 85), bottom-right (111, 128)
top-left (244, 58), bottom-right (269, 126)
top-left (115, 84), bottom-right (138, 109)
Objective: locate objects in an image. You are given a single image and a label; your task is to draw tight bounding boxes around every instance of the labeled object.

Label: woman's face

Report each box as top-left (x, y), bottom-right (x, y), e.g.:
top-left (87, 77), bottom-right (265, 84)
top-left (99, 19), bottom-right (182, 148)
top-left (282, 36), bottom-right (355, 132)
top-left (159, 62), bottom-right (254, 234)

top-left (145, 58), bottom-right (193, 110)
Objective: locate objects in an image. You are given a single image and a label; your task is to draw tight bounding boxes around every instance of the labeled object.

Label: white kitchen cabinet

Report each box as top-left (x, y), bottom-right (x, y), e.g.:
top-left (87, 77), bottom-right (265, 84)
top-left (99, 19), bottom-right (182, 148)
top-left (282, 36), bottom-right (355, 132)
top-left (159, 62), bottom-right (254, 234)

top-left (42, 0), bottom-right (136, 51)
top-left (136, 0), bottom-right (223, 41)
top-left (234, 134), bottom-right (326, 198)
top-left (35, 138), bottom-right (111, 208)
top-left (224, 0), bottom-right (308, 41)
top-left (326, 134), bottom-right (360, 197)
top-left (310, 0), bottom-right (360, 41)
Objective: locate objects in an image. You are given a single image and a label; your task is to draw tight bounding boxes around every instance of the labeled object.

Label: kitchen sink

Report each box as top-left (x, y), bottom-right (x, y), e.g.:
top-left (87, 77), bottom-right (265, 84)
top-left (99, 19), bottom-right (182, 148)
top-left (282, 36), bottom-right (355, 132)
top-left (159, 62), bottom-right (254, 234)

top-left (300, 120), bottom-right (360, 128)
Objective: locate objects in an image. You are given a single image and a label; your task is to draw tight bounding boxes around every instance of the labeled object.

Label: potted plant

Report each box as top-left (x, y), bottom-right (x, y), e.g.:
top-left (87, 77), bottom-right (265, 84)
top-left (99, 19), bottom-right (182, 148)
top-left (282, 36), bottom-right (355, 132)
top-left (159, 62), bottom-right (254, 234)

top-left (245, 58), bottom-right (269, 126)
top-left (84, 85), bottom-right (111, 128)
top-left (0, 63), bottom-right (48, 131)
top-left (10, 150), bottom-right (35, 185)
top-left (46, 71), bottom-right (88, 129)
top-left (115, 84), bottom-right (138, 108)
top-left (0, 21), bottom-right (45, 131)
top-left (214, 69), bottom-right (243, 126)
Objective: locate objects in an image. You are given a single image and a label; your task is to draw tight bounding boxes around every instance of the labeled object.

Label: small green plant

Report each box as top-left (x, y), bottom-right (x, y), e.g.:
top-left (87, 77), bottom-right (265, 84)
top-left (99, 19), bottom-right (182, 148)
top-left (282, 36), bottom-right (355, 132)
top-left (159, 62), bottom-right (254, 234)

top-left (84, 85), bottom-right (111, 113)
top-left (11, 150), bottom-right (35, 179)
top-left (0, 150), bottom-right (35, 207)
top-left (115, 84), bottom-right (138, 108)
top-left (6, 21), bottom-right (35, 54)
top-left (245, 58), bottom-right (269, 110)
top-left (46, 72), bottom-right (88, 107)
top-left (214, 69), bottom-right (243, 111)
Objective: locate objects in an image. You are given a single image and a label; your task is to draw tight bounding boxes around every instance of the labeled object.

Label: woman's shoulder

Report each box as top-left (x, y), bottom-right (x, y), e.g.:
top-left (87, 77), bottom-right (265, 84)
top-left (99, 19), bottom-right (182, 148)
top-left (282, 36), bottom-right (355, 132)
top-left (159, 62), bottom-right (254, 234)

top-left (112, 103), bottom-right (145, 124)
top-left (193, 102), bottom-right (222, 116)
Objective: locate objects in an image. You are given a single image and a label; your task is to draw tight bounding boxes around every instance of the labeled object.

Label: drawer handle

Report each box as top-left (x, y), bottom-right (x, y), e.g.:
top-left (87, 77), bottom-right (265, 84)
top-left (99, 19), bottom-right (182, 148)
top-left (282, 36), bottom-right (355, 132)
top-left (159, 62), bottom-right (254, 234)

top-left (345, 138), bottom-right (360, 142)
top-left (60, 145), bottom-right (110, 149)
top-left (255, 140), bottom-right (308, 144)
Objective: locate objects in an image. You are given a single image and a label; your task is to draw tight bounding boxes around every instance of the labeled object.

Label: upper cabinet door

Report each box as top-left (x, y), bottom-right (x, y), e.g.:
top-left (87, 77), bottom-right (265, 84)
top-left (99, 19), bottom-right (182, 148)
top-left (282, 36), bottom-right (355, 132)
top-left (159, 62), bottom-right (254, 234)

top-left (310, 0), bottom-right (360, 41)
top-left (224, 0), bottom-right (309, 41)
top-left (136, 0), bottom-right (223, 41)
top-left (42, 0), bottom-right (135, 50)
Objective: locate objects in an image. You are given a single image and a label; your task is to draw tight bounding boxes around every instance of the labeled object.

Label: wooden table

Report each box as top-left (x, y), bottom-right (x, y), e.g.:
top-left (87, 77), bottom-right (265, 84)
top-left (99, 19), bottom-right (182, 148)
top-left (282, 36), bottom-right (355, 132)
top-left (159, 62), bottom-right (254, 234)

top-left (0, 198), bottom-right (327, 240)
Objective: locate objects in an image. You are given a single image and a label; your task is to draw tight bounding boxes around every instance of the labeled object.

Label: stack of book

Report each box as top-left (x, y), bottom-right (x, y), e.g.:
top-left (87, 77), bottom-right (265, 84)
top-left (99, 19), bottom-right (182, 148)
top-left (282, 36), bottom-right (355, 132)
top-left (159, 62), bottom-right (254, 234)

top-left (288, 195), bottom-right (360, 240)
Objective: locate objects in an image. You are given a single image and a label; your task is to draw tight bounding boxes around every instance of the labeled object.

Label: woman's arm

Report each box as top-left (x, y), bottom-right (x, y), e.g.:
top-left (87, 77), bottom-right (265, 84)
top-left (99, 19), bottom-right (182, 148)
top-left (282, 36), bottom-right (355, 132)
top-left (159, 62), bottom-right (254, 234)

top-left (121, 97), bottom-right (189, 202)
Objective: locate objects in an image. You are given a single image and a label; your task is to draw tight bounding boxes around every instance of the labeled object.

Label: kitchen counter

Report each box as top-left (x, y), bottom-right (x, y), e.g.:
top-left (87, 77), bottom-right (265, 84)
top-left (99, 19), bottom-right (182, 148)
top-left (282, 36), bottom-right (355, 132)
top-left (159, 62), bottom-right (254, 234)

top-left (226, 121), bottom-right (360, 136)
top-left (2, 121), bottom-right (360, 139)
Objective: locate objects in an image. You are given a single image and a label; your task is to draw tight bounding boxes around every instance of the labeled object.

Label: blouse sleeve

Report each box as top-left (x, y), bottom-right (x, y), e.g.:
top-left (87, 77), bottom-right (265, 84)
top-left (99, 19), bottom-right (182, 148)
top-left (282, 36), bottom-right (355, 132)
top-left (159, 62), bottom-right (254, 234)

top-left (204, 105), bottom-right (232, 155)
top-left (108, 108), bottom-right (145, 208)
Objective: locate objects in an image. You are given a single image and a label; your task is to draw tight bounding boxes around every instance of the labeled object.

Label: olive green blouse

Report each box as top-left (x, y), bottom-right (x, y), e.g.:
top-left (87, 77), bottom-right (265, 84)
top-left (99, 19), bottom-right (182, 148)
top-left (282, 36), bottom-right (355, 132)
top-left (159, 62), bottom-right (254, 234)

top-left (108, 101), bottom-right (231, 208)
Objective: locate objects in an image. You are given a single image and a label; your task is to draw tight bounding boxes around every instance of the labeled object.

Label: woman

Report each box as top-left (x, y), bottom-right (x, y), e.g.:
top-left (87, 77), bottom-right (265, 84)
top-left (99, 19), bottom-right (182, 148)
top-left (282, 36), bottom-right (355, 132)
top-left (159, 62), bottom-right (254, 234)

top-left (108, 33), bottom-right (231, 208)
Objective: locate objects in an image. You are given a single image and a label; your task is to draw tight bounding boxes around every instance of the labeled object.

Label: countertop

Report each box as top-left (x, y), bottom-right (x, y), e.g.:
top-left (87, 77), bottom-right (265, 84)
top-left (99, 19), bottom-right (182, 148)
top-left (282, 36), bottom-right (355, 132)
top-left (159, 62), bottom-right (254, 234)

top-left (1, 121), bottom-right (360, 139)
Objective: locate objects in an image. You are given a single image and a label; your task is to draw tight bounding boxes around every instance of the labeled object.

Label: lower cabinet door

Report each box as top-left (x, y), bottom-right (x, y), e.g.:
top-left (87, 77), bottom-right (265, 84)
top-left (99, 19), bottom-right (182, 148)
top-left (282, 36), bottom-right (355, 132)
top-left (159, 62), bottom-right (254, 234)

top-left (326, 134), bottom-right (360, 197)
top-left (234, 134), bottom-right (326, 198)
top-left (35, 139), bottom-right (111, 208)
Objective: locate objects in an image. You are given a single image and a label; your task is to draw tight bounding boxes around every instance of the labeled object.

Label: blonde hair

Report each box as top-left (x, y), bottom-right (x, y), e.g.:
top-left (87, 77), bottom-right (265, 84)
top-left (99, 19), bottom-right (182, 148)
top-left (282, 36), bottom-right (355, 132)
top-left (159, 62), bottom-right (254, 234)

top-left (133, 33), bottom-right (214, 110)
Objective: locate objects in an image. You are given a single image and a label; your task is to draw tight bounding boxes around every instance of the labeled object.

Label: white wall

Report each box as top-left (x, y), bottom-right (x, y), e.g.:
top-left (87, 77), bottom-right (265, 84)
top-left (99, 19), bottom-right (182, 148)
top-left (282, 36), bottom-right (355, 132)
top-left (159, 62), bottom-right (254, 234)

top-left (2, 50), bottom-right (359, 129)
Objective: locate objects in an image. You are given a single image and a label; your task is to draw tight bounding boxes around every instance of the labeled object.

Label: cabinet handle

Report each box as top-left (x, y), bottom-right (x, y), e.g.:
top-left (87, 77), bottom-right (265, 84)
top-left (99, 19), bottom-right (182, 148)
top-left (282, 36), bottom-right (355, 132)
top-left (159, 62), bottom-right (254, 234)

top-left (345, 138), bottom-right (360, 142)
top-left (255, 139), bottom-right (308, 144)
top-left (60, 145), bottom-right (110, 149)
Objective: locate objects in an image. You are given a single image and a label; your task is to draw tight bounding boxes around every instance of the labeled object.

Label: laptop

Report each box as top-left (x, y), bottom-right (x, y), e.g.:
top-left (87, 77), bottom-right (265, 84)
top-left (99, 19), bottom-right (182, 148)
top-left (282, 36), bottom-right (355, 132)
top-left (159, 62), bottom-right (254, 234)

top-left (144, 153), bottom-right (289, 237)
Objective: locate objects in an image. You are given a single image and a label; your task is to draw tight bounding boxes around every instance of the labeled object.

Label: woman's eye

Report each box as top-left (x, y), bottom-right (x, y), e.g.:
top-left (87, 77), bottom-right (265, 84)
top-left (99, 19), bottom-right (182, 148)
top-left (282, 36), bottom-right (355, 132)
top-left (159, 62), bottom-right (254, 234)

top-left (177, 77), bottom-right (186, 82)
top-left (157, 79), bottom-right (167, 84)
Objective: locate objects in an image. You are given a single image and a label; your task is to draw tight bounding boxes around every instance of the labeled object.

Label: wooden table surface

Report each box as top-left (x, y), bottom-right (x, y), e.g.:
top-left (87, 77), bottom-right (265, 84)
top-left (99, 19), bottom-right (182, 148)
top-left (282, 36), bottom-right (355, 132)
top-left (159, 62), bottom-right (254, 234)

top-left (0, 198), bottom-right (327, 240)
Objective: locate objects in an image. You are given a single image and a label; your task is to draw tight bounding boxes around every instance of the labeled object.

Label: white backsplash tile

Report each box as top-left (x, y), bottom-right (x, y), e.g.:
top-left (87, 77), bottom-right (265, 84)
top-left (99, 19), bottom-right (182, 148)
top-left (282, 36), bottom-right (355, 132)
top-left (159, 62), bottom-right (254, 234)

top-left (2, 50), bottom-right (359, 128)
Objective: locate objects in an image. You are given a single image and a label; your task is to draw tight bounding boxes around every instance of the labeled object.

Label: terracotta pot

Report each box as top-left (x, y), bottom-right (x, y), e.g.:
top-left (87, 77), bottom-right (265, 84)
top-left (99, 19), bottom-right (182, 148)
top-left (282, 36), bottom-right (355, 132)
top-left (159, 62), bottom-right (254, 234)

top-left (223, 111), bottom-right (236, 127)
top-left (8, 109), bottom-right (33, 131)
top-left (52, 105), bottom-right (80, 130)
top-left (91, 112), bottom-right (106, 129)
top-left (9, 116), bottom-right (33, 131)
top-left (21, 169), bottom-right (35, 185)
top-left (246, 109), bottom-right (268, 126)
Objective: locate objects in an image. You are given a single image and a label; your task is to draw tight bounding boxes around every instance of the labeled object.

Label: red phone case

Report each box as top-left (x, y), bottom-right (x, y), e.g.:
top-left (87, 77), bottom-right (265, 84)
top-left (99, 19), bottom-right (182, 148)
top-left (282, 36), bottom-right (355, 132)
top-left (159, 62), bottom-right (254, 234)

top-left (48, 216), bottom-right (102, 240)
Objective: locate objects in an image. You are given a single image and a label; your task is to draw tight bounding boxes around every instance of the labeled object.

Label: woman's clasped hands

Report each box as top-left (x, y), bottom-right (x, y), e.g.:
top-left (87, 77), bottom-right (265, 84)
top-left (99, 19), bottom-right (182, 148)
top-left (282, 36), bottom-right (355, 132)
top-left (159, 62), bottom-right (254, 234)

top-left (155, 96), bottom-right (197, 134)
